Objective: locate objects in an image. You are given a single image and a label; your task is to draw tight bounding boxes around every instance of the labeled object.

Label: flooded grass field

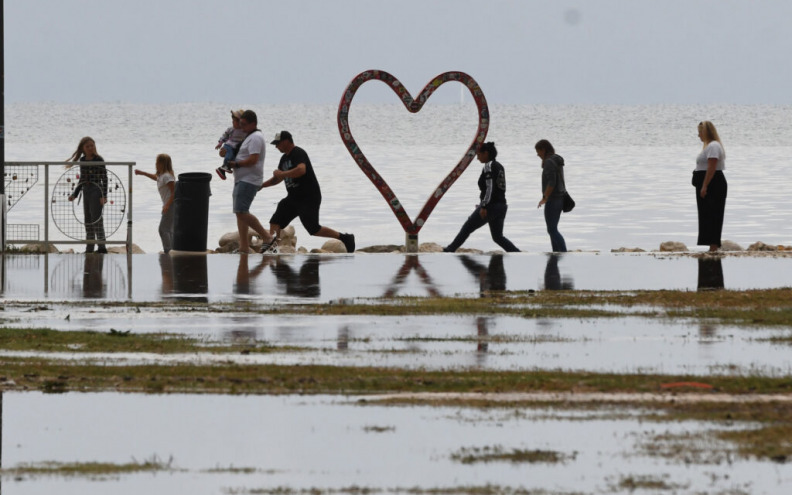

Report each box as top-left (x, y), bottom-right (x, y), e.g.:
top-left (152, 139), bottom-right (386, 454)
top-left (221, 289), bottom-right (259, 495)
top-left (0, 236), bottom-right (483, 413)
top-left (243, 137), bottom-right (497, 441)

top-left (2, 252), bottom-right (792, 494)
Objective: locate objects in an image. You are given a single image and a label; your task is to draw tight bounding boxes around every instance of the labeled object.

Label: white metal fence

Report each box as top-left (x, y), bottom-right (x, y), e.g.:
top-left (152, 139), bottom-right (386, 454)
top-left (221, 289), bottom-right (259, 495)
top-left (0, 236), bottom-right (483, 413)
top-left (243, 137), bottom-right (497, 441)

top-left (2, 162), bottom-right (134, 252)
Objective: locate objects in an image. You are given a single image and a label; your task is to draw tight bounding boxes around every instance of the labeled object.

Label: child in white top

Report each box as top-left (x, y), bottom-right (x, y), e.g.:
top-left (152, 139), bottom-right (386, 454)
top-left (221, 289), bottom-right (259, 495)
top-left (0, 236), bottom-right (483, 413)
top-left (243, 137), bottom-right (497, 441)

top-left (135, 154), bottom-right (176, 253)
top-left (215, 109), bottom-right (249, 180)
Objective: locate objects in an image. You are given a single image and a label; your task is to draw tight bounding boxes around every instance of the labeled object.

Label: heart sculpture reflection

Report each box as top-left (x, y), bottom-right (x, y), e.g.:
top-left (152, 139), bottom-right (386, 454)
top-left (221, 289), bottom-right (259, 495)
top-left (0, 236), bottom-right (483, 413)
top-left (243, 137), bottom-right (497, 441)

top-left (337, 70), bottom-right (489, 236)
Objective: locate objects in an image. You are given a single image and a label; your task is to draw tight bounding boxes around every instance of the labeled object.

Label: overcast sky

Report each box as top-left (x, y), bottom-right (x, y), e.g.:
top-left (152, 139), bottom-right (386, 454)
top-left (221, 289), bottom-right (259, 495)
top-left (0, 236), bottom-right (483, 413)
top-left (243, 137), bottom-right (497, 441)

top-left (5, 0), bottom-right (792, 105)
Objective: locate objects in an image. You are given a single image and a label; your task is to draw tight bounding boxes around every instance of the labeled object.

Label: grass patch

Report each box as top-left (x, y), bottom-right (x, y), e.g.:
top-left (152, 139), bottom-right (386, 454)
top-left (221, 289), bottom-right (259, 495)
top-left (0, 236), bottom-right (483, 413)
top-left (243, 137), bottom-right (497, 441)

top-left (2, 455), bottom-right (176, 478)
top-left (4, 358), bottom-right (792, 396)
top-left (0, 327), bottom-right (294, 354)
top-left (451, 446), bottom-right (573, 465)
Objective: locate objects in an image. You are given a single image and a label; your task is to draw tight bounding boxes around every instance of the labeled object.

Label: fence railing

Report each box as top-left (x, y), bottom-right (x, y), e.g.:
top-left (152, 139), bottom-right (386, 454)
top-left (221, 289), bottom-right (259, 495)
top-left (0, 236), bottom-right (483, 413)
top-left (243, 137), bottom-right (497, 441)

top-left (2, 162), bottom-right (134, 253)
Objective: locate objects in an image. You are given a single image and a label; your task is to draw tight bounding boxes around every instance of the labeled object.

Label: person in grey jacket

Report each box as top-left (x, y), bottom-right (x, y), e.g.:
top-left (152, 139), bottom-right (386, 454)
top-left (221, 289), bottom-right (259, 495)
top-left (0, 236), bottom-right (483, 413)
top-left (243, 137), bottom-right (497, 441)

top-left (535, 139), bottom-right (567, 252)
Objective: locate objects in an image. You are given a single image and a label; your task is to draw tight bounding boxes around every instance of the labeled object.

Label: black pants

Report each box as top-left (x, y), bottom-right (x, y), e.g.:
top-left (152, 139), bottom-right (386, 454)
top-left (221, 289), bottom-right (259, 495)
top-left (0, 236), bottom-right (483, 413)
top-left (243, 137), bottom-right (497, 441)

top-left (82, 184), bottom-right (106, 252)
top-left (692, 171), bottom-right (727, 247)
top-left (445, 203), bottom-right (520, 253)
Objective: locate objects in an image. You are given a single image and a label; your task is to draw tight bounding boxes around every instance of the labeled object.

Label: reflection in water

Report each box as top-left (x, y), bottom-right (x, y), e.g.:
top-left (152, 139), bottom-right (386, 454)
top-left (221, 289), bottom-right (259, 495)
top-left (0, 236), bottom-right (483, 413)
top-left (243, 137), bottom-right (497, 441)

top-left (169, 253), bottom-right (209, 299)
top-left (337, 325), bottom-right (350, 351)
top-left (383, 255), bottom-right (440, 298)
top-left (458, 254), bottom-right (506, 294)
top-left (476, 316), bottom-right (489, 367)
top-left (49, 254), bottom-right (126, 299)
top-left (158, 253), bottom-right (174, 295)
top-left (234, 254), bottom-right (274, 296)
top-left (698, 257), bottom-right (724, 290)
top-left (271, 256), bottom-right (323, 298)
top-left (82, 253), bottom-right (105, 298)
top-left (543, 254), bottom-right (574, 290)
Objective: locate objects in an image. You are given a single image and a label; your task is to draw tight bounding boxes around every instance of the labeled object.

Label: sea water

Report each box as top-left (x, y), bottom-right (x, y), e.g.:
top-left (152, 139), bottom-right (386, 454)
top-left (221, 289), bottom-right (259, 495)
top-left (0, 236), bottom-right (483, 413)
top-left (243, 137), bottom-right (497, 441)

top-left (4, 102), bottom-right (791, 254)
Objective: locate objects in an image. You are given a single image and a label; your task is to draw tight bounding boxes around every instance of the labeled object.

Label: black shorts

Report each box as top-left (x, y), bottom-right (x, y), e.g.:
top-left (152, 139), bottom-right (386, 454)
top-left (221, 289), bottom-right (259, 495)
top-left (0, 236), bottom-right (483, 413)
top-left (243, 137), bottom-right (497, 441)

top-left (269, 195), bottom-right (322, 235)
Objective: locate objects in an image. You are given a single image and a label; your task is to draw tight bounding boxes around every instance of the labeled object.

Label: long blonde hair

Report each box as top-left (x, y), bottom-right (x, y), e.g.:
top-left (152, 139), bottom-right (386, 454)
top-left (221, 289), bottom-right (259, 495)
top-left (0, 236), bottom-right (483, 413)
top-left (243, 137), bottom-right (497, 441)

top-left (65, 136), bottom-right (96, 168)
top-left (699, 121), bottom-right (725, 156)
top-left (155, 154), bottom-right (174, 176)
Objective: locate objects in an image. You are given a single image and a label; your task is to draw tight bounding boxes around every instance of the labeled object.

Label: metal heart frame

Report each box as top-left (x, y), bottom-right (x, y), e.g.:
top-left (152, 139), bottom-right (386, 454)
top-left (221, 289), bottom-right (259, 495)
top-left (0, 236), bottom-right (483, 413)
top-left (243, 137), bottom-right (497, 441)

top-left (337, 70), bottom-right (489, 236)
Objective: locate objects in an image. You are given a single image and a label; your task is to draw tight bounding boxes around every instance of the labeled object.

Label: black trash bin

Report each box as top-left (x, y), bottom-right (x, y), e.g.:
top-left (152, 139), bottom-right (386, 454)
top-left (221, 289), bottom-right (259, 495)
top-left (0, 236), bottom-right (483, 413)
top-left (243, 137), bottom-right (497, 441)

top-left (173, 172), bottom-right (212, 252)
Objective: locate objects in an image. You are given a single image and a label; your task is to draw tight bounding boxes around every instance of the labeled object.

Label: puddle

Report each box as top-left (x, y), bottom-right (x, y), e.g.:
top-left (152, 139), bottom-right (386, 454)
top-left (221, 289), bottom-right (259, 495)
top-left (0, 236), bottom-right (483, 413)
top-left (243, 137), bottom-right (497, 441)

top-left (1, 392), bottom-right (790, 494)
top-left (2, 309), bottom-right (792, 376)
top-left (2, 252), bottom-right (792, 303)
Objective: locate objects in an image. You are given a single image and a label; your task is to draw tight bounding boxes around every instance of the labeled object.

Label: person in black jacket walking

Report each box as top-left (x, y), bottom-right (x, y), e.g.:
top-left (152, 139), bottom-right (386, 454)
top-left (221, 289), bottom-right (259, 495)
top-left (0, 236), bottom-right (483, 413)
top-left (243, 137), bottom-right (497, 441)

top-left (67, 136), bottom-right (108, 253)
top-left (444, 142), bottom-right (520, 253)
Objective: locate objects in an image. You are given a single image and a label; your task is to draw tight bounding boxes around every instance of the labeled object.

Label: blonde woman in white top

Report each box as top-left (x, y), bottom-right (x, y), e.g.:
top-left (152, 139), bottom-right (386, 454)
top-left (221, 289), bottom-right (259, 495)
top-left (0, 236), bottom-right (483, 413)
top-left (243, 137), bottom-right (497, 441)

top-left (692, 121), bottom-right (727, 252)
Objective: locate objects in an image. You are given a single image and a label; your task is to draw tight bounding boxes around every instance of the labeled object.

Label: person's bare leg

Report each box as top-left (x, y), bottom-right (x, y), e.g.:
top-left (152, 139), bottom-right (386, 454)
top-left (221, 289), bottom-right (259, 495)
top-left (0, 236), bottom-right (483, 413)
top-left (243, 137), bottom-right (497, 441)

top-left (314, 226), bottom-right (340, 239)
top-left (241, 213), bottom-right (272, 244)
top-left (236, 214), bottom-right (252, 253)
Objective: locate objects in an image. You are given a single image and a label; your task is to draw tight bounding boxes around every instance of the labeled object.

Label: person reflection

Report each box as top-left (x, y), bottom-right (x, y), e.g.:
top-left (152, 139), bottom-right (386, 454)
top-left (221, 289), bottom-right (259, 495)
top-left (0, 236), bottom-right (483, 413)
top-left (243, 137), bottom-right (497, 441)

top-left (234, 253), bottom-right (274, 295)
top-left (476, 317), bottom-right (489, 367)
top-left (697, 256), bottom-right (724, 290)
top-left (271, 256), bottom-right (321, 298)
top-left (158, 253), bottom-right (174, 295)
top-left (337, 325), bottom-right (350, 351)
top-left (543, 254), bottom-right (574, 290)
top-left (82, 252), bottom-right (105, 298)
top-left (458, 254), bottom-right (506, 295)
top-left (382, 255), bottom-right (440, 298)
top-left (170, 253), bottom-right (209, 300)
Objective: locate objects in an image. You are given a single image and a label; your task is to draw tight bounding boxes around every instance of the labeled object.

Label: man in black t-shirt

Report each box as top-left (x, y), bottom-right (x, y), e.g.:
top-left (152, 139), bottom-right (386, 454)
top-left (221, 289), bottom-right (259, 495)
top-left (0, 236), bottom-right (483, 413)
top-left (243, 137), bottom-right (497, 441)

top-left (261, 130), bottom-right (355, 253)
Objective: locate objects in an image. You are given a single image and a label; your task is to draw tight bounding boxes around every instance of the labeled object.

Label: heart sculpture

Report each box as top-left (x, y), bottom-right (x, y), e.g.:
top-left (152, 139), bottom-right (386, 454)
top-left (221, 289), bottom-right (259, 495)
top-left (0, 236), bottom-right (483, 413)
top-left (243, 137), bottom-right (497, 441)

top-left (337, 70), bottom-right (489, 236)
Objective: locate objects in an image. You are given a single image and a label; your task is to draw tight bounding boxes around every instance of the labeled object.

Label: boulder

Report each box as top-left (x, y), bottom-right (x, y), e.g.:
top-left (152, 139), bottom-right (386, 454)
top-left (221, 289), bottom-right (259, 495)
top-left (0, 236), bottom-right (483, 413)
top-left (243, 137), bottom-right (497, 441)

top-left (748, 241), bottom-right (777, 252)
top-left (20, 243), bottom-right (59, 254)
top-left (321, 239), bottom-right (347, 253)
top-left (720, 240), bottom-right (743, 251)
top-left (278, 225), bottom-right (297, 249)
top-left (419, 242), bottom-right (444, 253)
top-left (108, 243), bottom-right (145, 254)
top-left (611, 247), bottom-right (646, 253)
top-left (659, 241), bottom-right (688, 252)
top-left (358, 244), bottom-right (403, 253)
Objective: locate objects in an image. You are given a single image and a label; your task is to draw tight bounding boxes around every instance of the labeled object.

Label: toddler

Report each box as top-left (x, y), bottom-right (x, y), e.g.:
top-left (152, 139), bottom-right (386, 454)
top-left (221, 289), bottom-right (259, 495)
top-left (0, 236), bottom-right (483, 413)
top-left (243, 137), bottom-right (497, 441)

top-left (215, 109), bottom-right (248, 180)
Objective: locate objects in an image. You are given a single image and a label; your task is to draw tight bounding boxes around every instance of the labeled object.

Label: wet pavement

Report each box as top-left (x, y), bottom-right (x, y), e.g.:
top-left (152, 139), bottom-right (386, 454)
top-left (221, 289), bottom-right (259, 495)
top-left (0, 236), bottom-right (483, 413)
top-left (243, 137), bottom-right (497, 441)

top-left (1, 251), bottom-right (791, 303)
top-left (2, 392), bottom-right (791, 495)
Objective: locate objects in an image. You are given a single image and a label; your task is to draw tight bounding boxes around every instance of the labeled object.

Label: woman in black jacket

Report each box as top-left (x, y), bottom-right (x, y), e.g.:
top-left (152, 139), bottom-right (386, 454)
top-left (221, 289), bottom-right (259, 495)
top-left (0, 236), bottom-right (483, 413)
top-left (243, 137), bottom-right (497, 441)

top-left (443, 142), bottom-right (520, 253)
top-left (67, 136), bottom-right (108, 253)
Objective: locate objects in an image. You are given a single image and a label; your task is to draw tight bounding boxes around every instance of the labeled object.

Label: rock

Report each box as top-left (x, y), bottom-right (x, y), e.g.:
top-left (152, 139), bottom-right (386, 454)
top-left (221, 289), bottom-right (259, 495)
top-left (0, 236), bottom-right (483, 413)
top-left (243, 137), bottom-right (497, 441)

top-left (720, 240), bottom-right (743, 251)
top-left (358, 244), bottom-right (403, 253)
top-left (279, 225), bottom-right (297, 248)
top-left (419, 242), bottom-right (444, 253)
top-left (107, 243), bottom-right (145, 254)
top-left (659, 241), bottom-right (688, 252)
top-left (611, 247), bottom-right (646, 253)
top-left (748, 241), bottom-right (777, 252)
top-left (216, 240), bottom-right (238, 253)
top-left (454, 247), bottom-right (485, 254)
top-left (20, 243), bottom-right (59, 253)
top-left (321, 239), bottom-right (347, 253)
top-left (277, 244), bottom-right (297, 254)
top-left (218, 231), bottom-right (241, 247)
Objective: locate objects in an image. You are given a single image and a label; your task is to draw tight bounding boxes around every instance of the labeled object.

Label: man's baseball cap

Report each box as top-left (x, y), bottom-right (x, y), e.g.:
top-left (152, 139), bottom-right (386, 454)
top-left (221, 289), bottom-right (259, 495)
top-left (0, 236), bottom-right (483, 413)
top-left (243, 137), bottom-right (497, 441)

top-left (271, 131), bottom-right (293, 145)
top-left (231, 109), bottom-right (244, 119)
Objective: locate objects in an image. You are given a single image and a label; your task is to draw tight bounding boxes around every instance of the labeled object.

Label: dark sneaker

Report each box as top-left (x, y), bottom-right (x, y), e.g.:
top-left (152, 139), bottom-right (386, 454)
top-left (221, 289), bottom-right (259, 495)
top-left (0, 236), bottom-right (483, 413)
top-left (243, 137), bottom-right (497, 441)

top-left (215, 167), bottom-right (227, 180)
top-left (339, 233), bottom-right (355, 253)
top-left (260, 238), bottom-right (279, 254)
